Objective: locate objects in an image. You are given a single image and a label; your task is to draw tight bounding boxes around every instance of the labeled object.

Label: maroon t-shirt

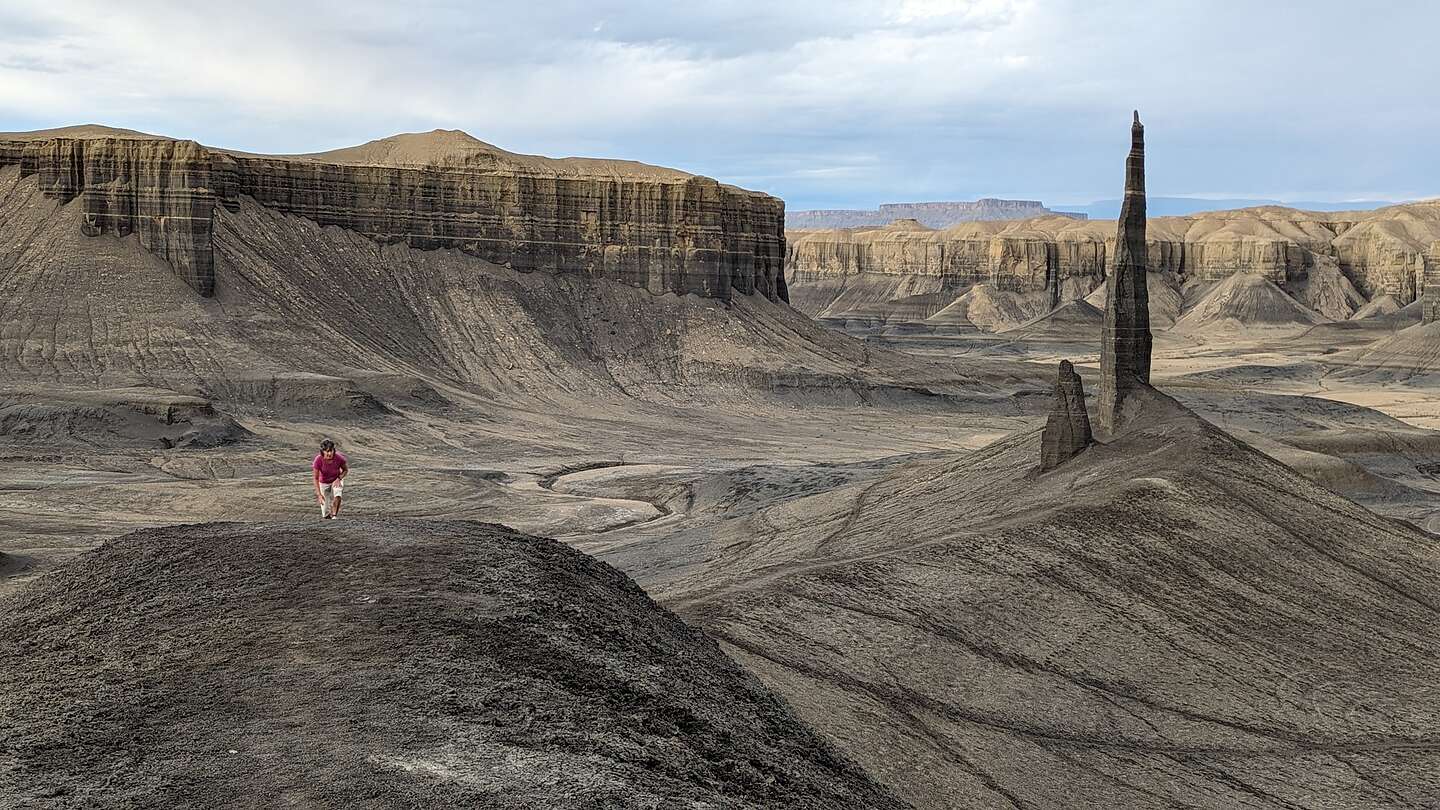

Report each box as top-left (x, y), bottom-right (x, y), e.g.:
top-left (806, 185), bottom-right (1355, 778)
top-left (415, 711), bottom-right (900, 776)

top-left (313, 452), bottom-right (348, 483)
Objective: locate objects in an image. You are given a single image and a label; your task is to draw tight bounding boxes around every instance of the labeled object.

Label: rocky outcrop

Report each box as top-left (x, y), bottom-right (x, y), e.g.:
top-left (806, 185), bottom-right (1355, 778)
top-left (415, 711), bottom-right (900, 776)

top-left (788, 198), bottom-right (1084, 229)
top-left (786, 203), bottom-right (1440, 323)
top-left (1096, 112), bottom-right (1152, 437)
top-left (0, 128), bottom-right (786, 303)
top-left (1, 136), bottom-right (225, 295)
top-left (1039, 359), bottom-right (1092, 470)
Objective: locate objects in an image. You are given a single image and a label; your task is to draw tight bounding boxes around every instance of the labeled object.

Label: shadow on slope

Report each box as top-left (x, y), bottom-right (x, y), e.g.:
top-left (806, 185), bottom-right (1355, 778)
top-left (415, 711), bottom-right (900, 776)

top-left (0, 519), bottom-right (905, 809)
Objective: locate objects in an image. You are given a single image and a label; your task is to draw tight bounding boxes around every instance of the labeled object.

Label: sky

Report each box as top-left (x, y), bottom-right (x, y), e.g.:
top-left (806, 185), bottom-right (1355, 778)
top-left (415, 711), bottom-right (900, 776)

top-left (2, 0), bottom-right (1436, 211)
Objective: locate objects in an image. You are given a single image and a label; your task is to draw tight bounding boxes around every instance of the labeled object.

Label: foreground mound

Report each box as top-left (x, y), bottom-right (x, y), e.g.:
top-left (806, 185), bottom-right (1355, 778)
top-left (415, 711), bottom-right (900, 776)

top-left (0, 520), bottom-right (902, 808)
top-left (660, 389), bottom-right (1440, 808)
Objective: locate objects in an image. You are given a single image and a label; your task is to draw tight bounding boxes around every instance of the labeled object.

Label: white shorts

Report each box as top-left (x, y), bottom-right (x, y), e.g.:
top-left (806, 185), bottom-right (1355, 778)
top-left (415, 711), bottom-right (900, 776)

top-left (319, 479), bottom-right (346, 516)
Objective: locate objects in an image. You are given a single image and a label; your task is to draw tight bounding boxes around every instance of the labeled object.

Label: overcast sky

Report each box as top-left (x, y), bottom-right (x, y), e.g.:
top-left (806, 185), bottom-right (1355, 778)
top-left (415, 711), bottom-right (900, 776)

top-left (2, 0), bottom-right (1436, 210)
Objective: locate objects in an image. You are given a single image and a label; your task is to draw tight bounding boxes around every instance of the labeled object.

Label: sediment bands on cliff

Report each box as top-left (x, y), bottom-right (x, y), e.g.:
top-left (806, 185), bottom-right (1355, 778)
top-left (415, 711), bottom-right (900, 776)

top-left (0, 126), bottom-right (786, 302)
top-left (787, 204), bottom-right (1440, 315)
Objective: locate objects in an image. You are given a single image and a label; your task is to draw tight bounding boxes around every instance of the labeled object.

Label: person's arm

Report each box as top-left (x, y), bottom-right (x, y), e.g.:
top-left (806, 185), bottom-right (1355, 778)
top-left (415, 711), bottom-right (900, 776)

top-left (338, 455), bottom-right (349, 480)
top-left (314, 467), bottom-right (325, 501)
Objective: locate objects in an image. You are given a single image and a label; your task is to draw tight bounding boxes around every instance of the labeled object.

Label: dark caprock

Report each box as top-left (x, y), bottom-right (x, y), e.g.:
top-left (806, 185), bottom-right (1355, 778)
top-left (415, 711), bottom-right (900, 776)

top-left (1096, 110), bottom-right (1153, 436)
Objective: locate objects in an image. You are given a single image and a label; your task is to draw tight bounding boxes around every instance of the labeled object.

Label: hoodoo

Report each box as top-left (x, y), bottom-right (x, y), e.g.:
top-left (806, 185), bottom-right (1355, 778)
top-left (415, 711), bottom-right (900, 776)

top-left (1039, 359), bottom-right (1092, 470)
top-left (1096, 111), bottom-right (1153, 436)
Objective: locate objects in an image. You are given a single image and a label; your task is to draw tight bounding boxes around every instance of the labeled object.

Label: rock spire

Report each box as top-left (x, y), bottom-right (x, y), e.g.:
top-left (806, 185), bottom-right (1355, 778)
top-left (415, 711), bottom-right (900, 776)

top-left (1039, 360), bottom-right (1092, 470)
top-left (1096, 111), bottom-right (1153, 436)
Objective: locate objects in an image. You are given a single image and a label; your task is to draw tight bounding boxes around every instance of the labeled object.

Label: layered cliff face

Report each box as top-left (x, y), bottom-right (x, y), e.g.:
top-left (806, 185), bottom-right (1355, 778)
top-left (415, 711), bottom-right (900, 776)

top-left (0, 126), bottom-right (787, 303)
top-left (788, 202), bottom-right (1440, 325)
top-left (0, 161), bottom-right (1008, 414)
top-left (0, 134), bottom-right (225, 294)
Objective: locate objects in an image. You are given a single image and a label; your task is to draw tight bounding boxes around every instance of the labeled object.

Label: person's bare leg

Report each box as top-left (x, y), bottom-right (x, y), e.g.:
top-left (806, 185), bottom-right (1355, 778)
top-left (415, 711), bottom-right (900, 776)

top-left (331, 495), bottom-right (342, 517)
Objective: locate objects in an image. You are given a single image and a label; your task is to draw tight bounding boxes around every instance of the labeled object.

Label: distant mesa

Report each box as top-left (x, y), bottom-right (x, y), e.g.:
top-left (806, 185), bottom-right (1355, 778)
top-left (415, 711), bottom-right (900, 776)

top-left (0, 125), bottom-right (787, 303)
top-left (787, 198), bottom-right (1087, 230)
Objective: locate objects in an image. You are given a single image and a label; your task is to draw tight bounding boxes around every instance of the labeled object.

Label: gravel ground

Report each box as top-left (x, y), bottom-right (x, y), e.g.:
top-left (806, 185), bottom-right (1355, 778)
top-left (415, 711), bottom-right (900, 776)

top-left (0, 519), bottom-right (906, 809)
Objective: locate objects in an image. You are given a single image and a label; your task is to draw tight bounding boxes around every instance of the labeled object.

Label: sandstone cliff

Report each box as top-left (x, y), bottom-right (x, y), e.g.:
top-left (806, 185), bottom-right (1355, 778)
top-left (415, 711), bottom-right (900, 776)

top-left (0, 126), bottom-right (787, 303)
top-left (788, 202), bottom-right (1440, 324)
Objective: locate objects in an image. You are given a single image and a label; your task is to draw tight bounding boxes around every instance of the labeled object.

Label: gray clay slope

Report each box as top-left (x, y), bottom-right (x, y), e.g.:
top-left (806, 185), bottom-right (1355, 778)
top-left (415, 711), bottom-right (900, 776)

top-left (0, 519), bottom-right (907, 809)
top-left (662, 388), bottom-right (1440, 809)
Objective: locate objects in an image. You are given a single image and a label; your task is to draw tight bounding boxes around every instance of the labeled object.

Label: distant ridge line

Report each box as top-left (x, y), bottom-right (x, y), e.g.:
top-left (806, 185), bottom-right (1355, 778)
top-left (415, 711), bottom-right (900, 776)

top-left (787, 199), bottom-right (1087, 229)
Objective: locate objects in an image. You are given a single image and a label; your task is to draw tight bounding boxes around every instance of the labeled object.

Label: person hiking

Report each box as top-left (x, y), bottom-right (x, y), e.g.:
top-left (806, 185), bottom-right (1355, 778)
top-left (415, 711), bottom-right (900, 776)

top-left (313, 439), bottom-right (349, 519)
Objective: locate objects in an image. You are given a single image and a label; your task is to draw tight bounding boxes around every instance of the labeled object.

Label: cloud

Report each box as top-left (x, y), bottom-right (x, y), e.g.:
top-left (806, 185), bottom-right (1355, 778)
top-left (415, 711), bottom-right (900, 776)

top-left (0, 0), bottom-right (1435, 208)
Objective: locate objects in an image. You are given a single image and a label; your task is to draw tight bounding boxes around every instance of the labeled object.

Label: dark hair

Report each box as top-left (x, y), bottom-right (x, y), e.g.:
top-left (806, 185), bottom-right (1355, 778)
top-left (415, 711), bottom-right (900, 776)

top-left (320, 438), bottom-right (336, 451)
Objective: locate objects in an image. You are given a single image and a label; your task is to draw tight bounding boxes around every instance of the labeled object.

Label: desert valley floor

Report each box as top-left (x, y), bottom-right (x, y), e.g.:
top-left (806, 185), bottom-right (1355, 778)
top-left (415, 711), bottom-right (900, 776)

top-left (5, 256), bottom-right (1440, 807)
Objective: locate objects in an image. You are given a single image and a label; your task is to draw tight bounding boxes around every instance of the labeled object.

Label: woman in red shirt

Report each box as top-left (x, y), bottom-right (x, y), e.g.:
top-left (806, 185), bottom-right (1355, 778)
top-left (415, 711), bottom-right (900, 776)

top-left (313, 438), bottom-right (349, 519)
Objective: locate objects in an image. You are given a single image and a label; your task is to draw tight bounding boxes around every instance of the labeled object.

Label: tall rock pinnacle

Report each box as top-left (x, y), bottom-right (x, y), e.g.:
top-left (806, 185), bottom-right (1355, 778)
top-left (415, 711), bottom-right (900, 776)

top-left (1096, 110), bottom-right (1153, 436)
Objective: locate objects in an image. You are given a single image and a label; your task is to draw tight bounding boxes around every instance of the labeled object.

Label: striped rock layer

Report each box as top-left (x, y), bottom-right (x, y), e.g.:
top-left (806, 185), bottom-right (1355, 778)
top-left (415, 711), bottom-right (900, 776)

top-left (0, 129), bottom-right (787, 303)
